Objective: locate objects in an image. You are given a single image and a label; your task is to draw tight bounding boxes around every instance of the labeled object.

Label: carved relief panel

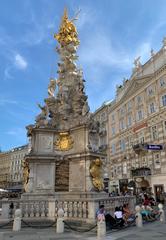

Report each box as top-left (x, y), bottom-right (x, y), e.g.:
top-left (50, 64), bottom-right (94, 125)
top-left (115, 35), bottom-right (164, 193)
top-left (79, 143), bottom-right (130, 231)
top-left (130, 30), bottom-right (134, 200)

top-left (37, 134), bottom-right (53, 153)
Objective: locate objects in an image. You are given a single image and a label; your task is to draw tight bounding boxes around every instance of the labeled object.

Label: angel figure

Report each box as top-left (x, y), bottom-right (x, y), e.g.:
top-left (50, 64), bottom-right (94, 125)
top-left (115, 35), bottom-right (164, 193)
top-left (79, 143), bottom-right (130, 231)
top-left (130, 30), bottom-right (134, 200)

top-left (37, 104), bottom-right (48, 118)
top-left (48, 78), bottom-right (56, 97)
top-left (35, 104), bottom-right (48, 127)
top-left (89, 158), bottom-right (104, 191)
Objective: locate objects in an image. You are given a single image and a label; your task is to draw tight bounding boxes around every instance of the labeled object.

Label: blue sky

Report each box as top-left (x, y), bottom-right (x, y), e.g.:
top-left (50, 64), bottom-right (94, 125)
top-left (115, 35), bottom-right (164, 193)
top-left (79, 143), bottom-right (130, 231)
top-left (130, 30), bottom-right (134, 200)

top-left (1, 0), bottom-right (166, 151)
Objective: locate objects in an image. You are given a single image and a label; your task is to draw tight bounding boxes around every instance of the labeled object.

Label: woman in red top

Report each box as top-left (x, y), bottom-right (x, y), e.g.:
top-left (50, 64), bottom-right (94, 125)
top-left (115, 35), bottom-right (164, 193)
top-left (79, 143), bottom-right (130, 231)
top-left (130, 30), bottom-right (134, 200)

top-left (143, 194), bottom-right (150, 206)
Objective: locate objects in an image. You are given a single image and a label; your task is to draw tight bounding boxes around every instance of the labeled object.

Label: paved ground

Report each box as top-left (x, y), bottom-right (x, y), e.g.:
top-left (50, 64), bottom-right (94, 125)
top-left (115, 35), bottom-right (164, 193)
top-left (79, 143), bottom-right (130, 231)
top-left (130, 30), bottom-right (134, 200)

top-left (0, 221), bottom-right (166, 240)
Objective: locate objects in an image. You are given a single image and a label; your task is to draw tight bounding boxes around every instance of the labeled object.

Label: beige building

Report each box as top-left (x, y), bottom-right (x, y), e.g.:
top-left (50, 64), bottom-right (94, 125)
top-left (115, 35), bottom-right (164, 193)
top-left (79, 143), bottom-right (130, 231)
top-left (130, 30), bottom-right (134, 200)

top-left (0, 145), bottom-right (28, 191)
top-left (108, 38), bottom-right (166, 196)
top-left (0, 152), bottom-right (10, 189)
top-left (93, 101), bottom-right (112, 191)
top-left (93, 101), bottom-right (112, 156)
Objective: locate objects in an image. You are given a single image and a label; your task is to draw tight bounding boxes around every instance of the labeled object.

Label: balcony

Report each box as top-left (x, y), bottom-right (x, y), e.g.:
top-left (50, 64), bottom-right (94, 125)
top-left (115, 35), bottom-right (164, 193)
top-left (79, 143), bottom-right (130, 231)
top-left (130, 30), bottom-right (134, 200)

top-left (131, 167), bottom-right (151, 177)
top-left (132, 143), bottom-right (148, 155)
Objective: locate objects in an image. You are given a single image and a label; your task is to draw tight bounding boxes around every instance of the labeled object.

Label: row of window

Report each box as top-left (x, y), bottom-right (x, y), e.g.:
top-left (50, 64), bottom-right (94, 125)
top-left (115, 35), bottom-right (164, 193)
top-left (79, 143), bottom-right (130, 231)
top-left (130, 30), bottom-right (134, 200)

top-left (111, 121), bottom-right (166, 154)
top-left (111, 93), bottom-right (166, 124)
top-left (11, 159), bottom-right (22, 166)
top-left (111, 95), bottom-right (166, 135)
top-left (10, 173), bottom-right (22, 181)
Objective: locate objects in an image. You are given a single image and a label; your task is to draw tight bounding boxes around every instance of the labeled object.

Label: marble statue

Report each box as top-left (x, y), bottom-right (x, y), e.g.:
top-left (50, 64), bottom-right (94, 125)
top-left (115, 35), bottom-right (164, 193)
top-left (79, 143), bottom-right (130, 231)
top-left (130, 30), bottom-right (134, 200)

top-left (134, 56), bottom-right (141, 68)
top-left (48, 79), bottom-right (56, 97)
top-left (35, 103), bottom-right (48, 127)
top-left (22, 160), bottom-right (30, 192)
top-left (36, 8), bottom-right (90, 130)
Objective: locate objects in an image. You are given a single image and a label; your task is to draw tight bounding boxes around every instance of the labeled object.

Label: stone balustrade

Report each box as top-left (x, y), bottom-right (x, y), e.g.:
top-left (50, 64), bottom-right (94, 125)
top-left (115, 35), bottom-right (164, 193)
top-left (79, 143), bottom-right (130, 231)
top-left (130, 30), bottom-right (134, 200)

top-left (0, 199), bottom-right (48, 220)
top-left (0, 196), bottom-right (135, 223)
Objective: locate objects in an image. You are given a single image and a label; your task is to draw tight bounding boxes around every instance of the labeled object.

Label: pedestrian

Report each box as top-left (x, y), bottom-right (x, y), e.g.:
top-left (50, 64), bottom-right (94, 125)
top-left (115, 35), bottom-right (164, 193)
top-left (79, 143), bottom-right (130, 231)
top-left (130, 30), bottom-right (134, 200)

top-left (9, 202), bottom-right (14, 218)
top-left (96, 205), bottom-right (116, 229)
top-left (114, 206), bottom-right (125, 226)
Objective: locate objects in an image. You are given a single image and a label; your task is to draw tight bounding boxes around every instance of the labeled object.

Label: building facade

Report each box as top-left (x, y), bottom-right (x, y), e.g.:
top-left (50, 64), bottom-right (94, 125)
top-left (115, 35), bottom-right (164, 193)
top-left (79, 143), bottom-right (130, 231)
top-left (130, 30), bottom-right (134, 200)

top-left (93, 101), bottom-right (112, 191)
top-left (93, 101), bottom-right (111, 156)
top-left (0, 152), bottom-right (10, 189)
top-left (108, 38), bottom-right (166, 197)
top-left (0, 145), bottom-right (28, 191)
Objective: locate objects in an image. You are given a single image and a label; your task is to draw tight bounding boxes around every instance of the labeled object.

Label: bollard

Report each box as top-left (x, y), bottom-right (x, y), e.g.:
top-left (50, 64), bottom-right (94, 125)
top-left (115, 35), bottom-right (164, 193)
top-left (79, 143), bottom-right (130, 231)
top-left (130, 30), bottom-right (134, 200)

top-left (13, 209), bottom-right (22, 231)
top-left (97, 213), bottom-right (106, 238)
top-left (158, 203), bottom-right (165, 223)
top-left (56, 208), bottom-right (64, 233)
top-left (135, 206), bottom-right (143, 228)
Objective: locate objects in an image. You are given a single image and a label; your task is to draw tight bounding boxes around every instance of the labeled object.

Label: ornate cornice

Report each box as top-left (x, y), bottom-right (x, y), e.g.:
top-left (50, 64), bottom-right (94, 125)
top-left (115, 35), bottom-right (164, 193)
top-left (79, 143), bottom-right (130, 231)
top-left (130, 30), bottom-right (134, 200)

top-left (109, 63), bottom-right (166, 113)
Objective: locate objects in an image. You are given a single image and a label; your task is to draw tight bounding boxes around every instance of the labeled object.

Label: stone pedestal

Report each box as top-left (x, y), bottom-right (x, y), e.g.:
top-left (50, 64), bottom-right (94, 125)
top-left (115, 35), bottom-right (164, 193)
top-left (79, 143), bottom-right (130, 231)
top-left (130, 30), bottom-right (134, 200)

top-left (0, 199), bottom-right (9, 220)
top-left (24, 125), bottom-right (105, 196)
top-left (13, 209), bottom-right (22, 231)
top-left (28, 158), bottom-right (55, 194)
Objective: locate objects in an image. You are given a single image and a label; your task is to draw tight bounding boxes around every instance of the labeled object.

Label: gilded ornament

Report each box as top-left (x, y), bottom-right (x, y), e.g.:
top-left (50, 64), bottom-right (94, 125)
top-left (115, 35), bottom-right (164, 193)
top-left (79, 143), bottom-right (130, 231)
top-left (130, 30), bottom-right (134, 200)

top-left (55, 132), bottom-right (74, 151)
top-left (54, 8), bottom-right (80, 46)
top-left (89, 158), bottom-right (104, 191)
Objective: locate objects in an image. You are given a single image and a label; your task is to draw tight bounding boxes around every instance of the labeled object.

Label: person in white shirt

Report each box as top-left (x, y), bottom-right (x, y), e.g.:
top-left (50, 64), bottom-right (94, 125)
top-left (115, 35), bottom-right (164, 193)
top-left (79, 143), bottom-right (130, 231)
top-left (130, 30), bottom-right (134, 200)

top-left (114, 207), bottom-right (125, 226)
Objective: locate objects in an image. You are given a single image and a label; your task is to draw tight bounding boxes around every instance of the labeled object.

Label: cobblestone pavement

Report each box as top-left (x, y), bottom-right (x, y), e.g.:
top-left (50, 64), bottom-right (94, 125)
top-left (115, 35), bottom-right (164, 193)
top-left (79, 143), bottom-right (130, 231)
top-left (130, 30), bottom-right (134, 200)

top-left (0, 221), bottom-right (166, 240)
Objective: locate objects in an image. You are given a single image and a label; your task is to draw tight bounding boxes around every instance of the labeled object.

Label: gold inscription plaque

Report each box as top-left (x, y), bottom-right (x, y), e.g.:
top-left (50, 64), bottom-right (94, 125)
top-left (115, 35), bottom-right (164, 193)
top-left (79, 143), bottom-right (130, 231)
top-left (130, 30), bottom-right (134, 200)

top-left (55, 132), bottom-right (74, 151)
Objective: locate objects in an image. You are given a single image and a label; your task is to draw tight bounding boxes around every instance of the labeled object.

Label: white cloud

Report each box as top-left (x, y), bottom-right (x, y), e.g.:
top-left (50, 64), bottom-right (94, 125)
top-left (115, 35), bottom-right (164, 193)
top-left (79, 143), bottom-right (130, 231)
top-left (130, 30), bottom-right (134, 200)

top-left (14, 54), bottom-right (28, 70)
top-left (135, 42), bottom-right (151, 63)
top-left (4, 66), bottom-right (13, 80)
top-left (0, 98), bottom-right (18, 106)
top-left (76, 8), bottom-right (96, 30)
top-left (5, 127), bottom-right (26, 136)
top-left (79, 33), bottom-right (132, 72)
top-left (79, 31), bottom-right (154, 84)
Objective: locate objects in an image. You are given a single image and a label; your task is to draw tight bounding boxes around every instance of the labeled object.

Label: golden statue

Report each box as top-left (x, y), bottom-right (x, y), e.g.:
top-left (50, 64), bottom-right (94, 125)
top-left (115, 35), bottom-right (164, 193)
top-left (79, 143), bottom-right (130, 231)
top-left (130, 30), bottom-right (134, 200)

top-left (89, 158), bottom-right (104, 191)
top-left (54, 8), bottom-right (80, 46)
top-left (22, 160), bottom-right (30, 192)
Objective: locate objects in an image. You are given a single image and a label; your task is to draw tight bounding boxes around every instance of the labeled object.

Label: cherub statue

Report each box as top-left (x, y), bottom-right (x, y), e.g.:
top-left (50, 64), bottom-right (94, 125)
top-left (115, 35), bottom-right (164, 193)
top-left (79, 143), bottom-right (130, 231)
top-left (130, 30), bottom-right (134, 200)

top-left (48, 78), bottom-right (56, 97)
top-left (35, 103), bottom-right (48, 127)
top-left (37, 104), bottom-right (48, 118)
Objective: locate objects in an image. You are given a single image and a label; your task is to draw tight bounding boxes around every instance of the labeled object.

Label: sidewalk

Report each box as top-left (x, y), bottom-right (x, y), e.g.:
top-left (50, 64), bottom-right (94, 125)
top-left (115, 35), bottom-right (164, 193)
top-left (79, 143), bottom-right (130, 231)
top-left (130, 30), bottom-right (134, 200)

top-left (0, 221), bottom-right (166, 240)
